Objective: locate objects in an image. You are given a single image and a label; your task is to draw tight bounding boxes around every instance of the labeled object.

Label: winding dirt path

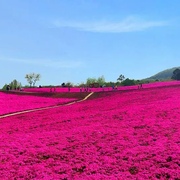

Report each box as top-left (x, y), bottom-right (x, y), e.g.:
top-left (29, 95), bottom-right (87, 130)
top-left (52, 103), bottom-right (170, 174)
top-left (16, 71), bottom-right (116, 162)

top-left (0, 92), bottom-right (94, 119)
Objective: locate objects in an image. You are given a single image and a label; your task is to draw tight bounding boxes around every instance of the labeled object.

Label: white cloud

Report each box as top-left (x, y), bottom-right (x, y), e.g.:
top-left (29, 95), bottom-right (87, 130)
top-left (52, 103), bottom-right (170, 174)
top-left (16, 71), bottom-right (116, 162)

top-left (53, 16), bottom-right (168, 33)
top-left (0, 57), bottom-right (85, 69)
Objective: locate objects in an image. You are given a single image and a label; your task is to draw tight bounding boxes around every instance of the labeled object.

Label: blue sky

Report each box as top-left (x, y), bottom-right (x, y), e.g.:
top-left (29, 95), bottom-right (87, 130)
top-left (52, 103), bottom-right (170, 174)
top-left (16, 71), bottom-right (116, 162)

top-left (0, 0), bottom-right (180, 87)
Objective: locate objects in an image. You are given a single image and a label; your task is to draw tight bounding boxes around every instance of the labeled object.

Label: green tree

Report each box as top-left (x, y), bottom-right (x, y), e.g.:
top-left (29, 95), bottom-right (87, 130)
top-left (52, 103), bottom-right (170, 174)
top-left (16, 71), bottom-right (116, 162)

top-left (9, 79), bottom-right (21, 89)
top-left (104, 81), bottom-right (114, 87)
top-left (32, 73), bottom-right (41, 86)
top-left (65, 82), bottom-right (74, 87)
top-left (25, 74), bottom-right (33, 87)
top-left (97, 75), bottom-right (105, 86)
top-left (2, 84), bottom-right (8, 90)
top-left (86, 77), bottom-right (97, 86)
top-left (78, 82), bottom-right (85, 87)
top-left (121, 78), bottom-right (136, 86)
top-left (117, 74), bottom-right (125, 83)
top-left (86, 76), bottom-right (106, 87)
top-left (2, 79), bottom-right (21, 90)
top-left (25, 73), bottom-right (41, 87)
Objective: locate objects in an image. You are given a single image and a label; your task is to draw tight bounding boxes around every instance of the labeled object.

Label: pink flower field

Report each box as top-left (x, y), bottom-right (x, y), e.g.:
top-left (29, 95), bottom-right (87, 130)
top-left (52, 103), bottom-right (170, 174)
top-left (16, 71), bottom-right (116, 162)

top-left (23, 80), bottom-right (180, 93)
top-left (0, 92), bottom-right (77, 115)
top-left (0, 83), bottom-right (180, 179)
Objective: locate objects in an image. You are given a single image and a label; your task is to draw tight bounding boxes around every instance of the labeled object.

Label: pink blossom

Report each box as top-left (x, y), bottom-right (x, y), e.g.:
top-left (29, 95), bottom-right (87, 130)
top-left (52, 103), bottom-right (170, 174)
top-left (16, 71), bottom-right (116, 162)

top-left (0, 81), bottom-right (180, 179)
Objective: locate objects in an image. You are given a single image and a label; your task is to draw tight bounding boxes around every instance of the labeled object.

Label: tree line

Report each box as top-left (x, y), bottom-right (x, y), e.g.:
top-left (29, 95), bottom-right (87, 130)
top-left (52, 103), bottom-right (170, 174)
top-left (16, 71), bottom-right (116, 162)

top-left (2, 69), bottom-right (180, 90)
top-left (2, 73), bottom-right (40, 90)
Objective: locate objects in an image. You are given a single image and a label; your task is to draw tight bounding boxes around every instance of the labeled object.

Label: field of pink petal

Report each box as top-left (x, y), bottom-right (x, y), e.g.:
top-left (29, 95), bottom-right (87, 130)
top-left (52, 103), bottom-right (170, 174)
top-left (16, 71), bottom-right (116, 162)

top-left (0, 92), bottom-right (77, 115)
top-left (23, 80), bottom-right (180, 93)
top-left (0, 85), bottom-right (180, 179)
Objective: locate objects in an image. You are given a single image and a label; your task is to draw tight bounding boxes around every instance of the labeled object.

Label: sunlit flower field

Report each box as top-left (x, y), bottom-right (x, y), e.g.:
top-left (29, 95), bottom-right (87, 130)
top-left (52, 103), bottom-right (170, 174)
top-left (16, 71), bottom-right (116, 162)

top-left (0, 81), bottom-right (180, 179)
top-left (23, 80), bottom-right (180, 93)
top-left (0, 92), bottom-right (77, 115)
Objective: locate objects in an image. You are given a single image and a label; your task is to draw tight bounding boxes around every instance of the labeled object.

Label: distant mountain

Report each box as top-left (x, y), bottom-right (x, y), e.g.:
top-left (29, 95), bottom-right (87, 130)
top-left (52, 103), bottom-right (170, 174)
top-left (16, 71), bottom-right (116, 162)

top-left (145, 67), bottom-right (180, 81)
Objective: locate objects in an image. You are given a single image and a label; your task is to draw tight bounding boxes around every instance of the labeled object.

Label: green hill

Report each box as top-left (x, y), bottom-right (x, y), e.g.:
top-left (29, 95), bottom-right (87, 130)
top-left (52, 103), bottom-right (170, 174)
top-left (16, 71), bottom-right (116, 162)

top-left (145, 67), bottom-right (180, 81)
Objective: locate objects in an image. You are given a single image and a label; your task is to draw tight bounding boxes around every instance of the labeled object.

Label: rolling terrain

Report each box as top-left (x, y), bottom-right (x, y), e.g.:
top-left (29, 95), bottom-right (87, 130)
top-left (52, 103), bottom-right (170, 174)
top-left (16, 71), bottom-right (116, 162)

top-left (0, 82), bottom-right (180, 179)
